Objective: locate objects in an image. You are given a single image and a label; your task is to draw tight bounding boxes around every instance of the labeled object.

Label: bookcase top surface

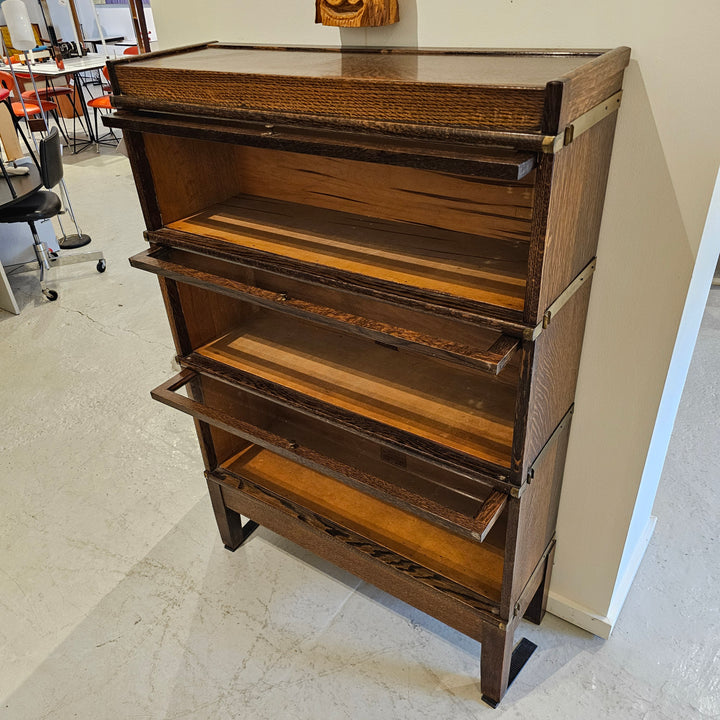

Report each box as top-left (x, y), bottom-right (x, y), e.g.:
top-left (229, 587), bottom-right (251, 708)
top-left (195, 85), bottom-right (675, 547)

top-left (123, 44), bottom-right (609, 88)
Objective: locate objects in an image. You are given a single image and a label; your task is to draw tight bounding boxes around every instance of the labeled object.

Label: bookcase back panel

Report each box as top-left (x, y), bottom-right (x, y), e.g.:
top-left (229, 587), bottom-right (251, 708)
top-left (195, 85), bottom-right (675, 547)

top-left (142, 133), bottom-right (535, 239)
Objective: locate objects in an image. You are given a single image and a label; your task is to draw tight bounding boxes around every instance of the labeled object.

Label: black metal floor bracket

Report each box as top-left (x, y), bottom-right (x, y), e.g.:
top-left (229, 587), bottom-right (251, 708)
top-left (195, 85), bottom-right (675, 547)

top-left (224, 519), bottom-right (260, 551)
top-left (481, 637), bottom-right (538, 708)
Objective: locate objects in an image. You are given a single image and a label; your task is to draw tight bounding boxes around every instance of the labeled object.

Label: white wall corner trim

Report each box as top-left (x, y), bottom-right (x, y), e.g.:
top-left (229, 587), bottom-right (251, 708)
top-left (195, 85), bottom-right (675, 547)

top-left (548, 515), bottom-right (656, 639)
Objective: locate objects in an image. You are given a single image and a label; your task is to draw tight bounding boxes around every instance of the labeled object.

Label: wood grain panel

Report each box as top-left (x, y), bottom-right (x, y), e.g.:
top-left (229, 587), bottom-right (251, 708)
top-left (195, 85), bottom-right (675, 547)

top-left (228, 146), bottom-right (534, 238)
top-left (141, 133), bottom-right (534, 273)
top-left (153, 370), bottom-right (512, 538)
top-left (116, 45), bottom-right (597, 87)
top-left (151, 226), bottom-right (530, 326)
top-left (142, 134), bottom-right (246, 225)
top-left (175, 281), bottom-right (259, 351)
top-left (156, 276), bottom-right (192, 356)
top-left (526, 114), bottom-right (619, 322)
top-left (122, 130), bottom-right (162, 230)
top-left (194, 376), bottom-right (254, 469)
top-left (113, 66), bottom-right (548, 132)
top-left (108, 110), bottom-right (538, 180)
top-left (502, 414), bottom-right (570, 617)
top-left (557, 48), bottom-right (630, 128)
top-left (133, 246), bottom-right (522, 375)
top-left (214, 471), bottom-right (505, 632)
top-left (521, 279), bottom-right (592, 473)
top-left (222, 446), bottom-right (505, 600)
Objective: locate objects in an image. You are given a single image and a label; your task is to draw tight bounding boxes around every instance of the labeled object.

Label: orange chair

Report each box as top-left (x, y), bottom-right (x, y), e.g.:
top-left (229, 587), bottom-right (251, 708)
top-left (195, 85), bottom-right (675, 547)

top-left (0, 70), bottom-right (67, 143)
top-left (9, 66), bottom-right (79, 145)
top-left (21, 82), bottom-right (74, 104)
top-left (86, 67), bottom-right (119, 151)
top-left (12, 68), bottom-right (73, 104)
top-left (123, 46), bottom-right (140, 55)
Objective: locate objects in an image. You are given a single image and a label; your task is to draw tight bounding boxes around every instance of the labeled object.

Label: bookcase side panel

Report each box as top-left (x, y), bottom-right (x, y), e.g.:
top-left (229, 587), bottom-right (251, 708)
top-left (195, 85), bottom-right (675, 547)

top-left (522, 279), bottom-right (592, 474)
top-left (501, 413), bottom-right (571, 618)
top-left (525, 112), bottom-right (620, 324)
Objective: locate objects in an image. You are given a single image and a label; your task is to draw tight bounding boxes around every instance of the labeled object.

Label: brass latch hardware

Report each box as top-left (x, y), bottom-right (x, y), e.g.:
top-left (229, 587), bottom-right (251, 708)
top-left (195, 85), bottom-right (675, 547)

top-left (541, 90), bottom-right (623, 154)
top-left (524, 407), bottom-right (575, 487)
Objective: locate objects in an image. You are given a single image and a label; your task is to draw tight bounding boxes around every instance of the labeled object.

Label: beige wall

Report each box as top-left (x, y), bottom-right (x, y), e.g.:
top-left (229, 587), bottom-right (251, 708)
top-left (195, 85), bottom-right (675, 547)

top-left (150, 0), bottom-right (720, 634)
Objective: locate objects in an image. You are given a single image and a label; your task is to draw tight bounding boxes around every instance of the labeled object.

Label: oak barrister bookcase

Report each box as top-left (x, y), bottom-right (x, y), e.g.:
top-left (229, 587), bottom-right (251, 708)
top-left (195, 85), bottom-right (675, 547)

top-left (106, 44), bottom-right (630, 706)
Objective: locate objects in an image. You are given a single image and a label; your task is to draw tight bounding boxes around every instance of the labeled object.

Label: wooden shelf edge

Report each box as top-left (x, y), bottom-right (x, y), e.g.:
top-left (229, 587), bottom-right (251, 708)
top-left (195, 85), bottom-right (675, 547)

top-left (107, 110), bottom-right (537, 180)
top-left (475, 490), bottom-right (508, 542)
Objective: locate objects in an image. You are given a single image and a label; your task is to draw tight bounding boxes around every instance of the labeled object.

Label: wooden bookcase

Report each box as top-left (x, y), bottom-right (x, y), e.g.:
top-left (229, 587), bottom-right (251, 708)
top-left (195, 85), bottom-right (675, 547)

top-left (107, 43), bottom-right (629, 706)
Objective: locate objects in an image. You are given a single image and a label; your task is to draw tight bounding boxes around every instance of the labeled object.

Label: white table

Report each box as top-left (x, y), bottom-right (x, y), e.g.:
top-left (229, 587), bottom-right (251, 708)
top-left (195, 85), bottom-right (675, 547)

top-left (14, 53), bottom-right (110, 78)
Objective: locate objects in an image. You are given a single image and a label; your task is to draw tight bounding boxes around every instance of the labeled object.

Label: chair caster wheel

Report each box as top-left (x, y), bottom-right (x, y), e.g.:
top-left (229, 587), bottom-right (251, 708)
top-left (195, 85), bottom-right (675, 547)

top-left (97, 259), bottom-right (106, 273)
top-left (43, 289), bottom-right (58, 301)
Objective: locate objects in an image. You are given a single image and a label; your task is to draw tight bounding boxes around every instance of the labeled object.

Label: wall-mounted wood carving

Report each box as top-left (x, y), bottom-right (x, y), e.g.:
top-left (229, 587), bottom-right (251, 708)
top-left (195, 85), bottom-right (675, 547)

top-left (315, 0), bottom-right (399, 27)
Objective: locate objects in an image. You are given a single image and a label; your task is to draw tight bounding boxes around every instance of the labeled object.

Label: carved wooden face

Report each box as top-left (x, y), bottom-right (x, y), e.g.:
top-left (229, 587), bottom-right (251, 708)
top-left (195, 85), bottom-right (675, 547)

top-left (315, 0), bottom-right (399, 27)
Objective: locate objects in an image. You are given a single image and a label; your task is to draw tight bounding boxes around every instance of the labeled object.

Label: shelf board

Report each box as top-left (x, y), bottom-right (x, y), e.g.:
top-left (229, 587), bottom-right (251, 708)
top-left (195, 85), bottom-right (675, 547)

top-left (168, 193), bottom-right (529, 316)
top-left (222, 445), bottom-right (505, 601)
top-left (195, 311), bottom-right (516, 468)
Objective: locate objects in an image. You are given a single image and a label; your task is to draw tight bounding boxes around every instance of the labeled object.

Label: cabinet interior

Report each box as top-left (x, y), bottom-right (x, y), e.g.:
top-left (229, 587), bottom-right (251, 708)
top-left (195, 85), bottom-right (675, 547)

top-left (143, 246), bottom-right (521, 373)
top-left (221, 444), bottom-right (506, 601)
top-left (177, 370), bottom-right (509, 547)
top-left (174, 281), bottom-right (520, 470)
top-left (144, 133), bottom-right (535, 318)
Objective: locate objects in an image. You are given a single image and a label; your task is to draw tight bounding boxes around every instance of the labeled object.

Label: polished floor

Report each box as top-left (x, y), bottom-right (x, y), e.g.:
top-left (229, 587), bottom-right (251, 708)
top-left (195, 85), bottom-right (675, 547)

top-left (1, 149), bottom-right (718, 719)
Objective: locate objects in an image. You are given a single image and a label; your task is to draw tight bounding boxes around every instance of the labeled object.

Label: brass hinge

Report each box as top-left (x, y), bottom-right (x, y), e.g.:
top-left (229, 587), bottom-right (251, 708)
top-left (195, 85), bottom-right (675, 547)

top-left (542, 258), bottom-right (596, 329)
top-left (541, 90), bottom-right (623, 154)
top-left (528, 258), bottom-right (596, 340)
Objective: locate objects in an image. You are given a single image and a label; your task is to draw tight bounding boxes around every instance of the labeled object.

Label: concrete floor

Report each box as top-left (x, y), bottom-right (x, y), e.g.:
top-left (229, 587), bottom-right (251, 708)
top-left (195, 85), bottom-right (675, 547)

top-left (0, 149), bottom-right (718, 719)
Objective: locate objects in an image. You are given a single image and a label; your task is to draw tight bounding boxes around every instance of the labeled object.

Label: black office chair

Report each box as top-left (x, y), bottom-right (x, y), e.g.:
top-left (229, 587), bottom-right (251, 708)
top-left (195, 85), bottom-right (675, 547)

top-left (0, 127), bottom-right (105, 301)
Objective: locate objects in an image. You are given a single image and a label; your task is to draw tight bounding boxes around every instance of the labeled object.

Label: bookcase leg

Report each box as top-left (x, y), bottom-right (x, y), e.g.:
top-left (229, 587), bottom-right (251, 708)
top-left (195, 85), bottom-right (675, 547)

top-left (524, 542), bottom-right (556, 625)
top-left (206, 477), bottom-right (258, 551)
top-left (480, 624), bottom-right (514, 707)
top-left (481, 625), bottom-right (538, 708)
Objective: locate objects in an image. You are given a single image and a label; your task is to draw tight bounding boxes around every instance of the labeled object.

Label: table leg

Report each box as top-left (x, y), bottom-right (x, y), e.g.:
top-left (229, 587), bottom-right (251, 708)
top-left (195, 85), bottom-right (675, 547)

top-left (57, 72), bottom-right (96, 154)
